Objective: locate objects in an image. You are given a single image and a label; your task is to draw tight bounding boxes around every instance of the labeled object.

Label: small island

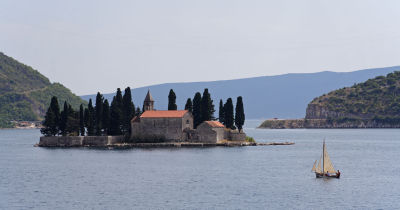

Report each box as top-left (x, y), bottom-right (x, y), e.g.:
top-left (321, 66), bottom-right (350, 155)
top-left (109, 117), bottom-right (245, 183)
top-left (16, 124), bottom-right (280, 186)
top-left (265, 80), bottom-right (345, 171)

top-left (259, 71), bottom-right (400, 129)
top-left (38, 88), bottom-right (280, 147)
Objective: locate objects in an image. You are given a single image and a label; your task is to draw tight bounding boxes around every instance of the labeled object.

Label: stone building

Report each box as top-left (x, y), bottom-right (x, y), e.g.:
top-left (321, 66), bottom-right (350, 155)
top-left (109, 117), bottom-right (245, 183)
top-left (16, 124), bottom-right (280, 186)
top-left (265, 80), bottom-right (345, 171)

top-left (131, 90), bottom-right (246, 143)
top-left (131, 110), bottom-right (193, 141)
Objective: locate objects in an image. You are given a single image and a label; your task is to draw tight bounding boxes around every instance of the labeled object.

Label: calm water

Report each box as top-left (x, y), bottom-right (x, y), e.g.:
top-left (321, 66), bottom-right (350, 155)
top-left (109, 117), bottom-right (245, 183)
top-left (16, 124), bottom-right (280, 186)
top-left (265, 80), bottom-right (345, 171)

top-left (1, 120), bottom-right (400, 209)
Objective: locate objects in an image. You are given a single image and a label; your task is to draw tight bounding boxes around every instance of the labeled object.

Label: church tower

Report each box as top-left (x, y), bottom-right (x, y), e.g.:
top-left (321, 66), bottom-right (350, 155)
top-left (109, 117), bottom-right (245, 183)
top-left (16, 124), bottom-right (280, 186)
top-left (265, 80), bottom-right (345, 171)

top-left (143, 90), bottom-right (154, 111)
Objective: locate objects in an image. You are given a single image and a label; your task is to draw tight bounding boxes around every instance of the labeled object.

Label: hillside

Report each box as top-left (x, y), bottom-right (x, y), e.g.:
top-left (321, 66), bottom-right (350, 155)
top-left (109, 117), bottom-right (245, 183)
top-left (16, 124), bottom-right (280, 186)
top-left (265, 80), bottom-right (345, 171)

top-left (0, 52), bottom-right (87, 128)
top-left (306, 71), bottom-right (400, 121)
top-left (259, 71), bottom-right (400, 129)
top-left (82, 67), bottom-right (399, 119)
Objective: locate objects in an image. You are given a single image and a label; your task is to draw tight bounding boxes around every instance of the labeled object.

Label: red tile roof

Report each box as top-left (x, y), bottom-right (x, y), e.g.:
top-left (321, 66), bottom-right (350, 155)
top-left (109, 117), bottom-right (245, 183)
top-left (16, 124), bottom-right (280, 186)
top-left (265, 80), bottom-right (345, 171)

top-left (140, 110), bottom-right (189, 118)
top-left (204, 121), bottom-right (225, 128)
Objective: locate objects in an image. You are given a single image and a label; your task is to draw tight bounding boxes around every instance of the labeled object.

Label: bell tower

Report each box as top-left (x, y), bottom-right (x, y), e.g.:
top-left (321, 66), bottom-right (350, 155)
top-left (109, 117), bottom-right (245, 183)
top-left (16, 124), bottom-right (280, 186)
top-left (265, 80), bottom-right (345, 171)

top-left (143, 90), bottom-right (154, 111)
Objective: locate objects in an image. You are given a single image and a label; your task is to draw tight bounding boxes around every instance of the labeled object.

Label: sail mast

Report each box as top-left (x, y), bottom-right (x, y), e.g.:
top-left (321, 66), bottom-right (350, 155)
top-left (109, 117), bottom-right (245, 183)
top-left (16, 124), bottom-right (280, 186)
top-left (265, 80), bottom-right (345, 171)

top-left (323, 140), bottom-right (325, 175)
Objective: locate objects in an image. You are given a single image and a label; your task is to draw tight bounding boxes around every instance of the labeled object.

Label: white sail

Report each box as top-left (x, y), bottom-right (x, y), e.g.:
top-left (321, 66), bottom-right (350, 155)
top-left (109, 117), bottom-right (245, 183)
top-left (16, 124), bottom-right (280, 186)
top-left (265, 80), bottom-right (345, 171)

top-left (316, 157), bottom-right (322, 173)
top-left (311, 160), bottom-right (317, 172)
top-left (323, 143), bottom-right (336, 174)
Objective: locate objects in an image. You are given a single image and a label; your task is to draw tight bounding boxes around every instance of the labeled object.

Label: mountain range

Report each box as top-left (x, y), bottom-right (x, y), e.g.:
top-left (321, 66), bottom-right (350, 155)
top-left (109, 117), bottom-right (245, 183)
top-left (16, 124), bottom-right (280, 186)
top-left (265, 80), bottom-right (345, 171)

top-left (82, 66), bottom-right (399, 119)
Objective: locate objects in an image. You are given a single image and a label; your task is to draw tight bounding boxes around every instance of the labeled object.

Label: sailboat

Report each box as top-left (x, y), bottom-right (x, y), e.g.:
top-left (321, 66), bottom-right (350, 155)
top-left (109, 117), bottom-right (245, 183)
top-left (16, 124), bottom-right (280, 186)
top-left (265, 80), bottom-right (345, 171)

top-left (311, 141), bottom-right (340, 178)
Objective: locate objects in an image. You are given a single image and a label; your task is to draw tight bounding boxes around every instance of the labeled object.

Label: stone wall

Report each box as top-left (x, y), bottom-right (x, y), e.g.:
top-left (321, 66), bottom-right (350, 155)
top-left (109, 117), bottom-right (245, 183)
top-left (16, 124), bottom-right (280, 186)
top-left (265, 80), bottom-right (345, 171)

top-left (131, 113), bottom-right (193, 141)
top-left (39, 136), bottom-right (124, 147)
top-left (226, 130), bottom-right (246, 141)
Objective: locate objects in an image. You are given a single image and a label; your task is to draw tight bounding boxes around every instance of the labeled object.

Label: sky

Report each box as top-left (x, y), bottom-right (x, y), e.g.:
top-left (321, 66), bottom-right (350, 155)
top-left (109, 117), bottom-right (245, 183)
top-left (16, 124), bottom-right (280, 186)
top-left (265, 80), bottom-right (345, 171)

top-left (1, 0), bottom-right (400, 95)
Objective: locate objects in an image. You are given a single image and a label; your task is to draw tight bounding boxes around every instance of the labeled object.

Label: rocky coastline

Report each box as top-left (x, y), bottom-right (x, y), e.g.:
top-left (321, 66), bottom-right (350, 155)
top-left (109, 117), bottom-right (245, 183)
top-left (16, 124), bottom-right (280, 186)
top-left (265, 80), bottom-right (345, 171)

top-left (258, 118), bottom-right (400, 129)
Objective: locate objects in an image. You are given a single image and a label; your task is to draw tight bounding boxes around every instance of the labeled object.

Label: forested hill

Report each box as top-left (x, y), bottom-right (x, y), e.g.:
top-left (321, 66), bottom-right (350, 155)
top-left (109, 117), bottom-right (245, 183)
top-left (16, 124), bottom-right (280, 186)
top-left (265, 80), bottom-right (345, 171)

top-left (0, 52), bottom-right (87, 127)
top-left (306, 71), bottom-right (400, 121)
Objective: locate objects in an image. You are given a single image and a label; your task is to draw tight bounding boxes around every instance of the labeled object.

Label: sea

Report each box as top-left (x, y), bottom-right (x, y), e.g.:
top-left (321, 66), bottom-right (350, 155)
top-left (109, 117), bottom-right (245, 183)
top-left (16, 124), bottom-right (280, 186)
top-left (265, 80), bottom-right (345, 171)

top-left (1, 120), bottom-right (400, 209)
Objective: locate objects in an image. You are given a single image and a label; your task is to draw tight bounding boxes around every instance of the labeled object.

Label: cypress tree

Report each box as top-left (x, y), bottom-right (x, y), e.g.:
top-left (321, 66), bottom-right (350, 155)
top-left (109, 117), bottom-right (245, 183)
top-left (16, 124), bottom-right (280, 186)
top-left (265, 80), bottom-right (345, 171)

top-left (84, 107), bottom-right (89, 131)
top-left (59, 101), bottom-right (69, 136)
top-left (235, 96), bottom-right (245, 132)
top-left (110, 89), bottom-right (123, 135)
top-left (201, 88), bottom-right (215, 121)
top-left (102, 99), bottom-right (110, 135)
top-left (122, 87), bottom-right (135, 134)
top-left (218, 99), bottom-right (225, 124)
top-left (95, 92), bottom-right (104, 135)
top-left (224, 98), bottom-right (235, 129)
top-left (192, 92), bottom-right (202, 128)
top-left (135, 107), bottom-right (141, 116)
top-left (168, 89), bottom-right (177, 110)
top-left (66, 104), bottom-right (79, 136)
top-left (40, 96), bottom-right (60, 136)
top-left (185, 98), bottom-right (193, 112)
top-left (87, 99), bottom-right (95, 136)
top-left (79, 104), bottom-right (85, 136)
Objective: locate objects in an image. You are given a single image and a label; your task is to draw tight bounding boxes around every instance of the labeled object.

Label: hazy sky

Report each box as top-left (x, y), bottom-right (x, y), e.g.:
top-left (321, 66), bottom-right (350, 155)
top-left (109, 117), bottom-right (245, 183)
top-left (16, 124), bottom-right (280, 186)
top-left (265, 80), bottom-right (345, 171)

top-left (1, 0), bottom-right (400, 95)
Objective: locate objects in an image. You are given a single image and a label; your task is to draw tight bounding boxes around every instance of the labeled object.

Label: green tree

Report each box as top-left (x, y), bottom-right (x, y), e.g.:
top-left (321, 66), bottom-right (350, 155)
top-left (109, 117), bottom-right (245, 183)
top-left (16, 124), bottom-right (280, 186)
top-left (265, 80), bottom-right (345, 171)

top-left (224, 98), bottom-right (235, 129)
top-left (79, 104), bottom-right (85, 136)
top-left (185, 98), bottom-right (193, 112)
top-left (40, 96), bottom-right (60, 136)
top-left (168, 89), bottom-right (177, 110)
top-left (192, 92), bottom-right (202, 128)
top-left (235, 96), bottom-right (245, 132)
top-left (135, 107), bottom-right (142, 116)
top-left (65, 104), bottom-right (79, 136)
top-left (59, 101), bottom-right (69, 136)
top-left (201, 88), bottom-right (215, 121)
top-left (95, 92), bottom-right (104, 135)
top-left (84, 107), bottom-right (89, 131)
top-left (110, 89), bottom-right (124, 135)
top-left (122, 87), bottom-right (135, 134)
top-left (102, 99), bottom-right (110, 135)
top-left (218, 99), bottom-right (225, 124)
top-left (87, 99), bottom-right (95, 136)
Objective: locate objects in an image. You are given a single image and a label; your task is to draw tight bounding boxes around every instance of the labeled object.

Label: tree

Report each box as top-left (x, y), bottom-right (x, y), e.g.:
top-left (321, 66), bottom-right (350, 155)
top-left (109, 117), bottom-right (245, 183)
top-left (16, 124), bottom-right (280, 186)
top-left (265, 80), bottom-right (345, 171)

top-left (168, 89), bottom-right (177, 110)
top-left (110, 89), bottom-right (124, 135)
top-left (59, 101), bottom-right (69, 136)
top-left (201, 88), bottom-right (215, 121)
top-left (79, 104), bottom-right (85, 136)
top-left (102, 99), bottom-right (110, 135)
top-left (40, 96), bottom-right (60, 136)
top-left (235, 96), bottom-right (245, 132)
top-left (84, 107), bottom-right (89, 132)
top-left (87, 99), bottom-right (95, 136)
top-left (95, 92), bottom-right (104, 135)
top-left (224, 98), bottom-right (235, 129)
top-left (135, 107), bottom-right (142, 116)
top-left (192, 92), bottom-right (202, 128)
top-left (122, 87), bottom-right (135, 134)
top-left (218, 99), bottom-right (225, 124)
top-left (185, 98), bottom-right (193, 112)
top-left (65, 104), bottom-right (79, 136)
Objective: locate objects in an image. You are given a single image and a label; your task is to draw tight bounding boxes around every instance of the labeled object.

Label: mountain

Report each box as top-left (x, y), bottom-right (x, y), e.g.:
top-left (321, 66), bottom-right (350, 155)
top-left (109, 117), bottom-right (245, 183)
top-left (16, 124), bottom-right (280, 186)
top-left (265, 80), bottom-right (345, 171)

top-left (81, 66), bottom-right (399, 119)
top-left (306, 71), bottom-right (400, 120)
top-left (0, 52), bottom-right (87, 128)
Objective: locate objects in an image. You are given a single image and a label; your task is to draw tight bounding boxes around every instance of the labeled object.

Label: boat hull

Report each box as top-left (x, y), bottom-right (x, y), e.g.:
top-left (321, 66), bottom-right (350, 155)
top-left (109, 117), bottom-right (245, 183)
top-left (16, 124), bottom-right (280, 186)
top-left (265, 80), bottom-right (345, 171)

top-left (315, 173), bottom-right (340, 178)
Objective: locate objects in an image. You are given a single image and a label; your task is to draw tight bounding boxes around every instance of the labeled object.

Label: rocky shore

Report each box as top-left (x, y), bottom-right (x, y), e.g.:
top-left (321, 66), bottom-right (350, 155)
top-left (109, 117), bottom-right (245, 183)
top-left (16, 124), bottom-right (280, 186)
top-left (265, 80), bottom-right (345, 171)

top-left (258, 118), bottom-right (400, 129)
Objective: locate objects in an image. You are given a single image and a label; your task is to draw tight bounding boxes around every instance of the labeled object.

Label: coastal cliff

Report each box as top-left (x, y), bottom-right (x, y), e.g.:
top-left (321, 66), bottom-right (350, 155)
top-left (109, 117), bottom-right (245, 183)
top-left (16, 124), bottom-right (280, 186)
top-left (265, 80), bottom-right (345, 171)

top-left (259, 71), bottom-right (400, 128)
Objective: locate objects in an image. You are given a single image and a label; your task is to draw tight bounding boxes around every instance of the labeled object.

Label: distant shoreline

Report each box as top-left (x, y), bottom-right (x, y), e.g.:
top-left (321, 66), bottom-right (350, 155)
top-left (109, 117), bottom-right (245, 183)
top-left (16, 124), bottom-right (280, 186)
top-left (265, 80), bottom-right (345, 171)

top-left (258, 118), bottom-right (400, 129)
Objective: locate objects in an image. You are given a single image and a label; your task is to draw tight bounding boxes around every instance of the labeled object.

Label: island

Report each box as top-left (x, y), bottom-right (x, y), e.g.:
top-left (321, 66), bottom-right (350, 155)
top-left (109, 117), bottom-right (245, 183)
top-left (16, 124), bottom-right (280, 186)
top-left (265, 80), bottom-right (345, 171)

top-left (259, 71), bottom-right (400, 128)
top-left (39, 89), bottom-right (294, 147)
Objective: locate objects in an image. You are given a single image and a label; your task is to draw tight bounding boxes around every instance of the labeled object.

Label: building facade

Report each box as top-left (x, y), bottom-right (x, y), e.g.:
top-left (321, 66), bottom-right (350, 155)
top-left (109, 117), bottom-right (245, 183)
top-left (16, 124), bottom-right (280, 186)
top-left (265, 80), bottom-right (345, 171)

top-left (131, 90), bottom-right (245, 143)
